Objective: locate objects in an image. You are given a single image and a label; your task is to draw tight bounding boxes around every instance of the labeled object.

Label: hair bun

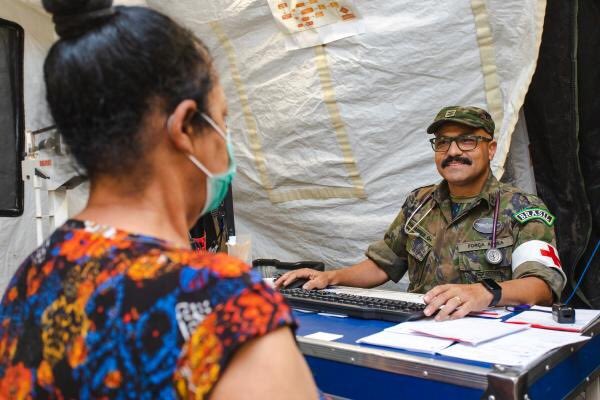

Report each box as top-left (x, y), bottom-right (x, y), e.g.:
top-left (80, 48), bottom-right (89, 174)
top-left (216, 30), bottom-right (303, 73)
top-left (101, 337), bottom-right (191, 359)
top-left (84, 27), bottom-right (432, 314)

top-left (43, 0), bottom-right (115, 39)
top-left (43, 0), bottom-right (113, 17)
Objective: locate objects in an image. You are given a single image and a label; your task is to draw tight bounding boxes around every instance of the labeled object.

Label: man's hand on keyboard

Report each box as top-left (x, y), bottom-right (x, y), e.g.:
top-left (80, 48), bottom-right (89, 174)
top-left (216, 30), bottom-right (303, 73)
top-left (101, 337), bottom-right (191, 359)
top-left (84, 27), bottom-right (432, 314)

top-left (274, 268), bottom-right (332, 290)
top-left (422, 283), bottom-right (493, 321)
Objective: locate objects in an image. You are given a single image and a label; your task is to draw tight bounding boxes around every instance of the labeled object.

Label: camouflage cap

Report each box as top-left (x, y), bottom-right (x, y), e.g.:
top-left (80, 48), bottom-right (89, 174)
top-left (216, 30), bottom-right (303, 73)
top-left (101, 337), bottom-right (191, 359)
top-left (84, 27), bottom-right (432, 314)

top-left (426, 106), bottom-right (495, 136)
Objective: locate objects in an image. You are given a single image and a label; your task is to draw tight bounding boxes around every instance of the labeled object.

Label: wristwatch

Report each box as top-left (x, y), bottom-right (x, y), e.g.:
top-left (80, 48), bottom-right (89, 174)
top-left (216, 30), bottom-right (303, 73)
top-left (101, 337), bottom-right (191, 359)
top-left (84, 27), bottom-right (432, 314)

top-left (480, 278), bottom-right (502, 307)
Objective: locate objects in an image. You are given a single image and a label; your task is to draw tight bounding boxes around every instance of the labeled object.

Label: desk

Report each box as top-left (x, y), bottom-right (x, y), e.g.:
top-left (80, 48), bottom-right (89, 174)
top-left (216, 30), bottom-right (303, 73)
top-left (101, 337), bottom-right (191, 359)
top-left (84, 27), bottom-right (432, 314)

top-left (295, 311), bottom-right (600, 399)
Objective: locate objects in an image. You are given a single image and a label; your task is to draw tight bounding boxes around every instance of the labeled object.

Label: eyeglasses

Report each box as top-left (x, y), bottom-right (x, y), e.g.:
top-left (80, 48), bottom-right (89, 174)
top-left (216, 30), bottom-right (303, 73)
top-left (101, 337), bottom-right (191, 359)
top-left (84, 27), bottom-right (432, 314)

top-left (429, 135), bottom-right (493, 152)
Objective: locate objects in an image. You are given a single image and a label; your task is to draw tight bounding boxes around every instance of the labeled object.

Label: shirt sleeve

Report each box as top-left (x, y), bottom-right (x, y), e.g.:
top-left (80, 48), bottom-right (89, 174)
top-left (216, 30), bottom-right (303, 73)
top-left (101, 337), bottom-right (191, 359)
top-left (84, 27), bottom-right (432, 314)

top-left (365, 195), bottom-right (414, 282)
top-left (214, 278), bottom-right (297, 365)
top-left (510, 196), bottom-right (567, 300)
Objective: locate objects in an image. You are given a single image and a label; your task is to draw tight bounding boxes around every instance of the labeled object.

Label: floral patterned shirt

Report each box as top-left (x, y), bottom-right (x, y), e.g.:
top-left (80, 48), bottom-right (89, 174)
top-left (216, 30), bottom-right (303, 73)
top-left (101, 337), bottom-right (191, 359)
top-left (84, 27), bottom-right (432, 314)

top-left (0, 220), bottom-right (299, 399)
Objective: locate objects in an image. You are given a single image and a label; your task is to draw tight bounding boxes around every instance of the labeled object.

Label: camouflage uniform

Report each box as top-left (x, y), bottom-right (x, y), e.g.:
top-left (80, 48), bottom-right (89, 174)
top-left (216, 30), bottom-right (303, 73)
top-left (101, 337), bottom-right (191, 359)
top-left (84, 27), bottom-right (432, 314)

top-left (365, 174), bottom-right (566, 298)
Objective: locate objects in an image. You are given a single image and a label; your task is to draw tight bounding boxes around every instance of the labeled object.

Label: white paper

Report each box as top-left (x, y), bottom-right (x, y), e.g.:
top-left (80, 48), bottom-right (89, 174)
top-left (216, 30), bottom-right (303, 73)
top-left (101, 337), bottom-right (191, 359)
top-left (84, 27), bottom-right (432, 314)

top-left (384, 323), bottom-right (419, 334)
top-left (227, 234), bottom-right (252, 264)
top-left (439, 328), bottom-right (591, 367)
top-left (506, 306), bottom-right (600, 332)
top-left (357, 331), bottom-right (454, 354)
top-left (317, 312), bottom-right (348, 318)
top-left (304, 331), bottom-right (344, 341)
top-left (267, 0), bottom-right (365, 50)
top-left (262, 277), bottom-right (276, 288)
top-left (388, 317), bottom-right (528, 345)
top-left (468, 307), bottom-right (513, 319)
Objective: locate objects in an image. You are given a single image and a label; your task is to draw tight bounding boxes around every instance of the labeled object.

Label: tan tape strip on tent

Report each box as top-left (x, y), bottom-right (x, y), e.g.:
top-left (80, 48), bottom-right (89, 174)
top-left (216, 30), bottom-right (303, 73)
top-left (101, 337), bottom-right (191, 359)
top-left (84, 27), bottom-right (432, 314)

top-left (476, 0), bottom-right (546, 179)
top-left (210, 22), bottom-right (366, 203)
top-left (313, 44), bottom-right (367, 200)
top-left (209, 21), bottom-right (275, 198)
top-left (470, 0), bottom-right (504, 139)
top-left (470, 0), bottom-right (546, 179)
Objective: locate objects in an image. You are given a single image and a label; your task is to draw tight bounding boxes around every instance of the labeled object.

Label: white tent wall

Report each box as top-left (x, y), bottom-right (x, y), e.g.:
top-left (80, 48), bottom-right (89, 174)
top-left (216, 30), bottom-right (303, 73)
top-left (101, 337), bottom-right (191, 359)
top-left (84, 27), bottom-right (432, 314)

top-left (0, 0), bottom-right (54, 291)
top-left (149, 0), bottom-right (544, 281)
top-left (0, 0), bottom-right (541, 293)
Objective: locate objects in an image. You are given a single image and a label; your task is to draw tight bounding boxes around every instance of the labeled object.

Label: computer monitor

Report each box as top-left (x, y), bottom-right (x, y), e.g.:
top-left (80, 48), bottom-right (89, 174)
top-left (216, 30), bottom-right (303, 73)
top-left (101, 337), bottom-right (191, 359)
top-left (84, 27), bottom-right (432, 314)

top-left (0, 18), bottom-right (25, 217)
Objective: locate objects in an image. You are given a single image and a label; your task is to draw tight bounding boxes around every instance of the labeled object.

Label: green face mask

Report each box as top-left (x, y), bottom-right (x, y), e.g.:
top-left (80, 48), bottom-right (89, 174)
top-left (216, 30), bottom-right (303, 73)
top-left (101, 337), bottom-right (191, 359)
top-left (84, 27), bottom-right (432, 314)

top-left (186, 113), bottom-right (236, 216)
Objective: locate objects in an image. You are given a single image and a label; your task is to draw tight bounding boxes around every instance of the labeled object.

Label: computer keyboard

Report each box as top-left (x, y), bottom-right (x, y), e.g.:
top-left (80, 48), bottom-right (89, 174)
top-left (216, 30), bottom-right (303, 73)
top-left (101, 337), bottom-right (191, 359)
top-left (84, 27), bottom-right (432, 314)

top-left (279, 288), bottom-right (427, 323)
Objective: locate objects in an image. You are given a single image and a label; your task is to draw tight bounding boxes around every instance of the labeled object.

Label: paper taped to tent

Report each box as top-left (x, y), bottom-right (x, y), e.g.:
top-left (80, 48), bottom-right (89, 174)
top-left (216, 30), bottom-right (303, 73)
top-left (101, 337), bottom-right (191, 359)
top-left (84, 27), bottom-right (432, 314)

top-left (0, 0), bottom-right (544, 292)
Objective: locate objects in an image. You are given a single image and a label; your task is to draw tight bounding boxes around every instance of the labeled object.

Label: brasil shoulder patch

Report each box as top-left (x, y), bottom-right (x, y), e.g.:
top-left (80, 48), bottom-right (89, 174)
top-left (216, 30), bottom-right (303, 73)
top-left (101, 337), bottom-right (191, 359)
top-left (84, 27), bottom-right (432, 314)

top-left (512, 207), bottom-right (555, 227)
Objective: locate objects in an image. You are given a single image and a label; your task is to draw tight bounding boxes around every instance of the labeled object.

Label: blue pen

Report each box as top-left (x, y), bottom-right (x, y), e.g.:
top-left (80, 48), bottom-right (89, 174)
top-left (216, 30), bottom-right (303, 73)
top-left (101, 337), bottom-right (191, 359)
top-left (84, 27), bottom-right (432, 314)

top-left (505, 304), bottom-right (552, 314)
top-left (504, 304), bottom-right (531, 312)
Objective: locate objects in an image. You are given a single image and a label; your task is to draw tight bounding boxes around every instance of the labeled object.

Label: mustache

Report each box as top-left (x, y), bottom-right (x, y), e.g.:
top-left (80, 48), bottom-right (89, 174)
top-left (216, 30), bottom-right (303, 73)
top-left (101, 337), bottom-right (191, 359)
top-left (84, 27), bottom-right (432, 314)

top-left (441, 155), bottom-right (472, 168)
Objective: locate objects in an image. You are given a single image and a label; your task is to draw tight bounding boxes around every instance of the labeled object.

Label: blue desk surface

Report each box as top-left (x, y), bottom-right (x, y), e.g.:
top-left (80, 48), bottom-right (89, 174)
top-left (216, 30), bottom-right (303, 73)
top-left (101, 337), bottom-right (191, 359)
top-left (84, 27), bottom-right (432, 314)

top-left (294, 311), bottom-right (600, 400)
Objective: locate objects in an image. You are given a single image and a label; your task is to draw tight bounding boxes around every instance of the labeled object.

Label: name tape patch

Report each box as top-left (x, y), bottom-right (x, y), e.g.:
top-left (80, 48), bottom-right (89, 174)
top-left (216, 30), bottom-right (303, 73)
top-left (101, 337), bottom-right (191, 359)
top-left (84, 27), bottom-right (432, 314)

top-left (457, 236), bottom-right (514, 252)
top-left (512, 208), bottom-right (555, 227)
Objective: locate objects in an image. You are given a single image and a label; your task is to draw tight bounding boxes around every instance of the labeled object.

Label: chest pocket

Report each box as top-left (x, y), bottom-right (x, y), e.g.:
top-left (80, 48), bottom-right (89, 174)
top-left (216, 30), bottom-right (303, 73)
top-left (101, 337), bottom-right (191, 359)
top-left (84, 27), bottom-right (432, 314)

top-left (456, 236), bottom-right (513, 282)
top-left (407, 235), bottom-right (433, 262)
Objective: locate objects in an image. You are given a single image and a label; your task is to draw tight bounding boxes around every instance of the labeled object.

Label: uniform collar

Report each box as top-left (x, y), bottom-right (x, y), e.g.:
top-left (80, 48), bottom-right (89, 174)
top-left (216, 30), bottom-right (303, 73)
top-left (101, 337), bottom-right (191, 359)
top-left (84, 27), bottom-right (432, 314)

top-left (433, 171), bottom-right (500, 209)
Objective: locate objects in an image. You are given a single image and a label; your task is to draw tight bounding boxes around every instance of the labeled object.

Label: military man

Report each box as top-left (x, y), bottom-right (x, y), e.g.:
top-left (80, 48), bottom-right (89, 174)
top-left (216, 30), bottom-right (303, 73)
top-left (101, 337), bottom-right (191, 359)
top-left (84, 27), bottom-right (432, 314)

top-left (276, 106), bottom-right (566, 320)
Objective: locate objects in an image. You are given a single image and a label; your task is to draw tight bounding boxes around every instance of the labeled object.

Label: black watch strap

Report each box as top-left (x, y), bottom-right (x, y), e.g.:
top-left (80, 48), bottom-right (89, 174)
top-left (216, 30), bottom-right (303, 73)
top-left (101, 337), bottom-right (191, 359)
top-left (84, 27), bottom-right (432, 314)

top-left (480, 278), bottom-right (502, 307)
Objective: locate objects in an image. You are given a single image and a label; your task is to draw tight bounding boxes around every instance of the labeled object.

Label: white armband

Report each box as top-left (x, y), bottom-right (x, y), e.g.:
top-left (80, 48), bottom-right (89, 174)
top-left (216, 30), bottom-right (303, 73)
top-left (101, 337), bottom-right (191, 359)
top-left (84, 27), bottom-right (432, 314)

top-left (511, 240), bottom-right (567, 281)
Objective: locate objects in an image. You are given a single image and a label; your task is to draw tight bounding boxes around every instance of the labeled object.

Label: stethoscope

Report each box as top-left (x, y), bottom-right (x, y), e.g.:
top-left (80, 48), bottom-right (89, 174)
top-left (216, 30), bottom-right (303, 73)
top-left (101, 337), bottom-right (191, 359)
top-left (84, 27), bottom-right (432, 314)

top-left (485, 192), bottom-right (503, 265)
top-left (403, 191), bottom-right (503, 265)
top-left (403, 192), bottom-right (435, 242)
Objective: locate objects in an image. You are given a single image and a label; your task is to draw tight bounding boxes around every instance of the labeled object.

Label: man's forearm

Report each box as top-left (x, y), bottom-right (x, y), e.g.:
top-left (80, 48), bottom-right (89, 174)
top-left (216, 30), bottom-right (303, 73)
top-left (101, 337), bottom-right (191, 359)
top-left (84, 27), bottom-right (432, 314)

top-left (328, 258), bottom-right (390, 288)
top-left (498, 276), bottom-right (553, 306)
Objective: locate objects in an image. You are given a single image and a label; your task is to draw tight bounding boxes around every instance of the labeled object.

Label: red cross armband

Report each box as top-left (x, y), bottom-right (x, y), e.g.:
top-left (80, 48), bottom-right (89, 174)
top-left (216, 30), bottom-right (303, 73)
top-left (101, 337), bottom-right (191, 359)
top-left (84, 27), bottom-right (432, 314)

top-left (511, 240), bottom-right (567, 283)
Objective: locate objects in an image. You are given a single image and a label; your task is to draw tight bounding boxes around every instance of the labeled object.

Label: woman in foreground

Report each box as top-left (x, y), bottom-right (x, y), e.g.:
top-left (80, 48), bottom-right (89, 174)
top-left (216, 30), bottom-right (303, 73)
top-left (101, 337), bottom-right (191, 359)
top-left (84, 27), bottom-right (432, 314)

top-left (0, 1), bottom-right (320, 398)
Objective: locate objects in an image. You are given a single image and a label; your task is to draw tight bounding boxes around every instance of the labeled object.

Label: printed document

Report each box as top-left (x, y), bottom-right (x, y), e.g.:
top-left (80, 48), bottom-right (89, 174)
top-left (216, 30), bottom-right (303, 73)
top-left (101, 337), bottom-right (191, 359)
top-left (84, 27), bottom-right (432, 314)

top-left (357, 330), bottom-right (454, 354)
top-left (439, 328), bottom-right (590, 366)
top-left (268, 0), bottom-right (365, 50)
top-left (387, 317), bottom-right (528, 345)
top-left (505, 306), bottom-right (600, 333)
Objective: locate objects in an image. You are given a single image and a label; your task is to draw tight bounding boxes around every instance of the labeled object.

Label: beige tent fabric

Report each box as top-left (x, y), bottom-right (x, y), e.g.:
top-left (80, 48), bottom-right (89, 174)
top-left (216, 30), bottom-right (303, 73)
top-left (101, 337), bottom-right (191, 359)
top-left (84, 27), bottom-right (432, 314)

top-left (0, 0), bottom-right (545, 293)
top-left (151, 0), bottom-right (545, 272)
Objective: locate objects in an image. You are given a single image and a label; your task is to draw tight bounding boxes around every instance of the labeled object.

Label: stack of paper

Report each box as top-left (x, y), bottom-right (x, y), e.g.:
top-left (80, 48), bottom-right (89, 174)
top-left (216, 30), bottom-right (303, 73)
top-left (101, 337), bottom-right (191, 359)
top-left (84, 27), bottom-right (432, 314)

top-left (387, 317), bottom-right (528, 345)
top-left (355, 314), bottom-right (594, 366)
top-left (356, 317), bottom-right (528, 354)
top-left (357, 331), bottom-right (454, 354)
top-left (357, 323), bottom-right (454, 354)
top-left (505, 306), bottom-right (600, 333)
top-left (438, 328), bottom-right (590, 366)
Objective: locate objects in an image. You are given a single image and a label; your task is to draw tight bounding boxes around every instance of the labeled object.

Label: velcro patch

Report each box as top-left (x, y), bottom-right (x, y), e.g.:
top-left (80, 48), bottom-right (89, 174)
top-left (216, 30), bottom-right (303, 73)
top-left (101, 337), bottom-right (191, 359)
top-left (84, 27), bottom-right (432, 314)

top-left (512, 208), bottom-right (555, 227)
top-left (407, 236), bottom-right (432, 262)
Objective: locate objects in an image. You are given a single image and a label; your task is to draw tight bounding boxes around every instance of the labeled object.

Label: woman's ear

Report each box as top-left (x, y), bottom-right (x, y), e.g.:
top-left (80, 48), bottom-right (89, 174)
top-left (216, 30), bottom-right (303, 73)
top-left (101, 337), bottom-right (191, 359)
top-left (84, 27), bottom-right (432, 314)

top-left (167, 99), bottom-right (199, 154)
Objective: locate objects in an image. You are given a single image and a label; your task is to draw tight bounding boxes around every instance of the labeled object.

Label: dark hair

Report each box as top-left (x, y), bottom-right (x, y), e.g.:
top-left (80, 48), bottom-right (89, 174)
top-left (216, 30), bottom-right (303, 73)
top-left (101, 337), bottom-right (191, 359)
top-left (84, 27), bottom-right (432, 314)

top-left (42, 0), bottom-right (214, 178)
